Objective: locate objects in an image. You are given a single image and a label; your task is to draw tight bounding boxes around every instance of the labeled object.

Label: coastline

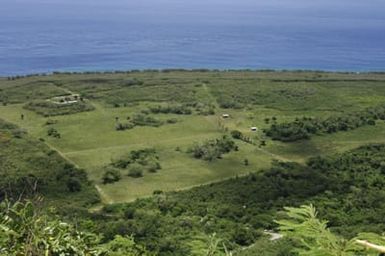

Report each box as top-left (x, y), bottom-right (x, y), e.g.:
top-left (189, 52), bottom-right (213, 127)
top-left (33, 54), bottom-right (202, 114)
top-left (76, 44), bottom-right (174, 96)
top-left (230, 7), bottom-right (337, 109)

top-left (1, 68), bottom-right (385, 79)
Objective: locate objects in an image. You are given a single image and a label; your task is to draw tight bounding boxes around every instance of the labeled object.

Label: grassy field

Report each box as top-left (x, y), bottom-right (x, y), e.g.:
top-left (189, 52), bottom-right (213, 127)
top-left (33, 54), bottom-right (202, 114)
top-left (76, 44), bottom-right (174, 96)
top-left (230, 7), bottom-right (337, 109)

top-left (1, 70), bottom-right (385, 203)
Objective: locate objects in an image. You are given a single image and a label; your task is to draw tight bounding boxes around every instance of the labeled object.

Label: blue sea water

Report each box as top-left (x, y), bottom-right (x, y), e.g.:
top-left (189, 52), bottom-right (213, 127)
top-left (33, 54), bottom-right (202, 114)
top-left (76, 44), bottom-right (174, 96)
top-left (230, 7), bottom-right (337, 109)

top-left (1, 0), bottom-right (385, 75)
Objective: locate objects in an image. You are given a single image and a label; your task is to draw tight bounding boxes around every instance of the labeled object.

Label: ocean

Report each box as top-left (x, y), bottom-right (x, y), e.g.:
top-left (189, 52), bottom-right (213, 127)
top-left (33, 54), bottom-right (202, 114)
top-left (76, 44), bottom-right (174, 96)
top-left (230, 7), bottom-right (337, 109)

top-left (1, 0), bottom-right (385, 75)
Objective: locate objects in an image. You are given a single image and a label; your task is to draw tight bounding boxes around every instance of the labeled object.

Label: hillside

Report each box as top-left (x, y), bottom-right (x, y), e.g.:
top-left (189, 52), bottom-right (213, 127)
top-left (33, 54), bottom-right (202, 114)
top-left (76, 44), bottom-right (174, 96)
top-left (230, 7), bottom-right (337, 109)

top-left (1, 70), bottom-right (385, 254)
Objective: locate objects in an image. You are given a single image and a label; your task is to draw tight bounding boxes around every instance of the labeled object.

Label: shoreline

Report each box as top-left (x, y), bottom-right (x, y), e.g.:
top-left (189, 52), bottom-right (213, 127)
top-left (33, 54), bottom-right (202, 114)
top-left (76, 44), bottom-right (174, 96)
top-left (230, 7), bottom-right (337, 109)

top-left (2, 68), bottom-right (385, 79)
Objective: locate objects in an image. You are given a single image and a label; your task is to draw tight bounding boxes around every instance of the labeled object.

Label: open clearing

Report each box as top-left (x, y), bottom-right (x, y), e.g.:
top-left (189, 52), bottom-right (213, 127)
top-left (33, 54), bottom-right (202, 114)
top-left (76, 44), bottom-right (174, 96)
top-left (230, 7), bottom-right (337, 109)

top-left (1, 70), bottom-right (385, 203)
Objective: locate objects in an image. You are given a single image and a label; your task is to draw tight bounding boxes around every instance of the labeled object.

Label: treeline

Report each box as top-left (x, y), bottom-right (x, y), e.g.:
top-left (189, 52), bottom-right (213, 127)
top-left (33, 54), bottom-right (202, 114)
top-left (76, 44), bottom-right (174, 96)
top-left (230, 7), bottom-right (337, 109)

top-left (149, 104), bottom-right (193, 115)
top-left (148, 102), bottom-right (215, 116)
top-left (265, 104), bottom-right (385, 142)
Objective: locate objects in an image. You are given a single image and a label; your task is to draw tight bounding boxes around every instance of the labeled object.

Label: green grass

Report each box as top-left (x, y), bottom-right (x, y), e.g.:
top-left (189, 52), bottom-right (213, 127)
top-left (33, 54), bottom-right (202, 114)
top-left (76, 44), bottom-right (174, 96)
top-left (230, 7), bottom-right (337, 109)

top-left (0, 103), bottom-right (274, 203)
top-left (2, 70), bottom-right (385, 203)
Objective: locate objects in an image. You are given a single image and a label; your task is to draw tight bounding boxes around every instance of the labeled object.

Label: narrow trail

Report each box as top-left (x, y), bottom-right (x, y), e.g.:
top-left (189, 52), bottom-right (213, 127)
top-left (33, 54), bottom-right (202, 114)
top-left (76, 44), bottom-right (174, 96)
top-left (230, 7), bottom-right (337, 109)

top-left (44, 141), bottom-right (113, 205)
top-left (95, 184), bottom-right (114, 204)
top-left (202, 82), bottom-right (217, 105)
top-left (44, 141), bottom-right (80, 168)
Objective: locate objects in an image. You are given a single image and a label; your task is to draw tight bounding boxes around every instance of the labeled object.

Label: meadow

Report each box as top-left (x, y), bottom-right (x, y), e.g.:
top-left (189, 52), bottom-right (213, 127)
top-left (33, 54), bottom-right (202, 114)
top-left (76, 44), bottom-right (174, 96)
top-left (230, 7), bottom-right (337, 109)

top-left (1, 70), bottom-right (385, 204)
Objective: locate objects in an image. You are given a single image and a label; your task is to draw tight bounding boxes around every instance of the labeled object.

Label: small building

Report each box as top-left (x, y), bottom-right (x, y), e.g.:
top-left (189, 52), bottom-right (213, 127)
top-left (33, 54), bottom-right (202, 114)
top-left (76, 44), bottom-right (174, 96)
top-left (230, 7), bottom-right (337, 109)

top-left (222, 114), bottom-right (230, 118)
top-left (251, 127), bottom-right (258, 131)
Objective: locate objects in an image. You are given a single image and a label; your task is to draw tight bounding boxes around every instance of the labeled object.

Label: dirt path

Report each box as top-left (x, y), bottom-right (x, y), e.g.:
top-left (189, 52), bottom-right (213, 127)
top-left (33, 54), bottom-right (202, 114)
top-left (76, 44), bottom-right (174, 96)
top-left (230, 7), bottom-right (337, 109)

top-left (95, 184), bottom-right (114, 204)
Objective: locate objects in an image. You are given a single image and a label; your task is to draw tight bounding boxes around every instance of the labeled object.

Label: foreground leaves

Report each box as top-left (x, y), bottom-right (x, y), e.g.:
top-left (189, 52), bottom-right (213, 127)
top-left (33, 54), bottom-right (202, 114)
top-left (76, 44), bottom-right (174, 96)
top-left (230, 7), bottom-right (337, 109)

top-left (276, 204), bottom-right (385, 256)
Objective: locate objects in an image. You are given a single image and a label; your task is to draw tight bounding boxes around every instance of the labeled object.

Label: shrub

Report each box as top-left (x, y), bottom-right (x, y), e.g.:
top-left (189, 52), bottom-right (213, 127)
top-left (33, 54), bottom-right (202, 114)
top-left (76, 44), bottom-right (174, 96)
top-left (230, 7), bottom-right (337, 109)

top-left (115, 122), bottom-right (135, 131)
top-left (45, 119), bottom-right (58, 125)
top-left (128, 164), bottom-right (143, 178)
top-left (153, 190), bottom-right (163, 195)
top-left (47, 127), bottom-right (61, 138)
top-left (147, 161), bottom-right (161, 173)
top-left (109, 148), bottom-right (160, 178)
top-left (166, 118), bottom-right (178, 124)
top-left (24, 100), bottom-right (95, 116)
top-left (188, 135), bottom-right (236, 161)
top-left (102, 167), bottom-right (121, 184)
top-left (230, 130), bottom-right (243, 139)
top-left (124, 207), bottom-right (136, 219)
top-left (149, 104), bottom-right (192, 115)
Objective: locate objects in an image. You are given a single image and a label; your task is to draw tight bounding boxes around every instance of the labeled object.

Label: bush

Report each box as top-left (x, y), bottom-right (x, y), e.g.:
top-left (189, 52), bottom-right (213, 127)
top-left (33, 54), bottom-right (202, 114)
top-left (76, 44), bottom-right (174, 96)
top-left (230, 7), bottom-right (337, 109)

top-left (230, 130), bottom-right (243, 139)
top-left (24, 100), bottom-right (95, 116)
top-left (102, 167), bottom-right (121, 184)
top-left (128, 164), bottom-right (143, 178)
top-left (149, 104), bottom-right (192, 115)
top-left (47, 127), bottom-right (61, 138)
top-left (147, 161), bottom-right (161, 173)
top-left (45, 119), bottom-right (58, 125)
top-left (109, 148), bottom-right (161, 178)
top-left (115, 122), bottom-right (135, 131)
top-left (124, 207), bottom-right (136, 219)
top-left (131, 113), bottom-right (163, 127)
top-left (166, 118), bottom-right (178, 124)
top-left (153, 190), bottom-right (163, 195)
top-left (189, 135), bottom-right (236, 161)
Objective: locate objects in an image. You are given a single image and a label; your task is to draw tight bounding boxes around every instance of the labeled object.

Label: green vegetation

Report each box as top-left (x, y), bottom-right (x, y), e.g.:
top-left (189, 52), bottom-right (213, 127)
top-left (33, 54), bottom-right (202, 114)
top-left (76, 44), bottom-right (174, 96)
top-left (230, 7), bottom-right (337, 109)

top-left (102, 167), bottom-right (122, 184)
top-left (265, 104), bottom-right (385, 142)
top-left (2, 70), bottom-right (385, 255)
top-left (0, 118), bottom-right (98, 210)
top-left (106, 148), bottom-right (161, 179)
top-left (275, 204), bottom-right (385, 255)
top-left (130, 113), bottom-right (164, 127)
top-left (149, 104), bottom-right (193, 115)
top-left (0, 199), bottom-right (150, 256)
top-left (69, 143), bottom-right (385, 255)
top-left (47, 127), bottom-right (61, 138)
top-left (2, 71), bottom-right (385, 203)
top-left (24, 100), bottom-right (95, 117)
top-left (188, 135), bottom-right (237, 161)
